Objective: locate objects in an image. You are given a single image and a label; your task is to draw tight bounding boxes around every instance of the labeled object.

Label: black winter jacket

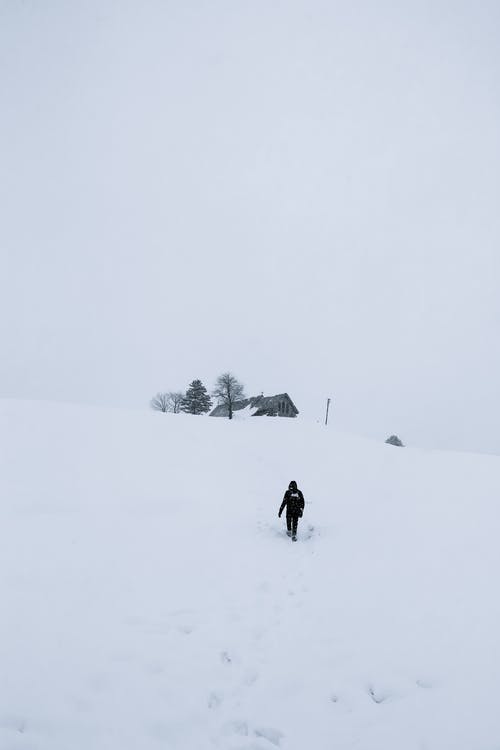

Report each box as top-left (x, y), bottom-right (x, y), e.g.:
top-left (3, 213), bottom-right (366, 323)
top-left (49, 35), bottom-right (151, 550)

top-left (279, 486), bottom-right (305, 517)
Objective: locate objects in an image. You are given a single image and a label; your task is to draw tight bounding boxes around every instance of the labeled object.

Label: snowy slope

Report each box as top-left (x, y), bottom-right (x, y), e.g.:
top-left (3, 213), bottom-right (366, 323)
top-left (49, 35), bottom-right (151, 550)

top-left (1, 400), bottom-right (500, 750)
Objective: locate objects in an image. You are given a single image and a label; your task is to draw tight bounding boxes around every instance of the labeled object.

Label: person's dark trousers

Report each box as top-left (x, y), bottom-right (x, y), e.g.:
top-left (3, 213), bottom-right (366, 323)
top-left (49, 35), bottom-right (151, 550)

top-left (286, 513), bottom-right (299, 537)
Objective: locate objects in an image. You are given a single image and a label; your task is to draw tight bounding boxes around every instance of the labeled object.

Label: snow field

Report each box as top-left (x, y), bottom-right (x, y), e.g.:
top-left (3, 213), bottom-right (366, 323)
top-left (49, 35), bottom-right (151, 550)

top-left (1, 400), bottom-right (500, 749)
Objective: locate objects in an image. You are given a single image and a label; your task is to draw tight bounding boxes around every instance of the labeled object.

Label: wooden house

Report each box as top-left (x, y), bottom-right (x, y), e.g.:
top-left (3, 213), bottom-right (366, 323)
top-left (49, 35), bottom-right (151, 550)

top-left (210, 393), bottom-right (299, 418)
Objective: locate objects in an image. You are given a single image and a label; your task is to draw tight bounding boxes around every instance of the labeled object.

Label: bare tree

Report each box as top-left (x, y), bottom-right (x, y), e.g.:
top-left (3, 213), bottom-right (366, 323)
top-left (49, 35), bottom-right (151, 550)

top-left (150, 392), bottom-right (170, 412)
top-left (150, 391), bottom-right (185, 413)
top-left (167, 392), bottom-right (184, 414)
top-left (213, 372), bottom-right (245, 420)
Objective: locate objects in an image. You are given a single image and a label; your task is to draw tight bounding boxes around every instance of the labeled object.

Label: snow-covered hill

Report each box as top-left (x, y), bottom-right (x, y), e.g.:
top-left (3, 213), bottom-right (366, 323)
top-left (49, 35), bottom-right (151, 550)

top-left (1, 400), bottom-right (500, 750)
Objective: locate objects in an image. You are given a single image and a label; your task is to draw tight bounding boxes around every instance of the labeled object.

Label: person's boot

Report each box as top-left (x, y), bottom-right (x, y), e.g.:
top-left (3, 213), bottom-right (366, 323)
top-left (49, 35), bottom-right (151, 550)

top-left (292, 534), bottom-right (297, 542)
top-left (286, 530), bottom-right (292, 537)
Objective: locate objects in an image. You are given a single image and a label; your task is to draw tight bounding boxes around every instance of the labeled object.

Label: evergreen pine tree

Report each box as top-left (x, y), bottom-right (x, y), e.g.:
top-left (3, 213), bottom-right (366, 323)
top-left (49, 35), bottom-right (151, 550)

top-left (180, 379), bottom-right (212, 415)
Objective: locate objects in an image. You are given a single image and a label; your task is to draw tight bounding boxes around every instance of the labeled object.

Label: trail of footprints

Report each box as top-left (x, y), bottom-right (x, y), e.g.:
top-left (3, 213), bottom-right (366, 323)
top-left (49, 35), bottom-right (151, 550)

top-left (207, 572), bottom-right (435, 749)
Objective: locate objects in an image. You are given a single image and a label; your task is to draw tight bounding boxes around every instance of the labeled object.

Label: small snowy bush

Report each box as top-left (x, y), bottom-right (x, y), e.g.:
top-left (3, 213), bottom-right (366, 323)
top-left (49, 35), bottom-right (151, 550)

top-left (385, 434), bottom-right (404, 447)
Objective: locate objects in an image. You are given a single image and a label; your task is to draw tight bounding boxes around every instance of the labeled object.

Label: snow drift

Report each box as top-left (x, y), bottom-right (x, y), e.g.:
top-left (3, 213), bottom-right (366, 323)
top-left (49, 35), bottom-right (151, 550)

top-left (1, 399), bottom-right (500, 750)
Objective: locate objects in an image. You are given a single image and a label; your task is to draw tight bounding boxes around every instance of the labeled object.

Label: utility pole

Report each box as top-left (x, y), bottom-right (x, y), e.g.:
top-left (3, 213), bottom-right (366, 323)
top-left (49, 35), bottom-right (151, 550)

top-left (325, 397), bottom-right (331, 426)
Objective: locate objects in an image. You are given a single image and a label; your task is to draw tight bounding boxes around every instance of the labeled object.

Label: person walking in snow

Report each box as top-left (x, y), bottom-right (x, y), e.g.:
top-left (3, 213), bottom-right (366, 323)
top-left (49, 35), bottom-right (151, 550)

top-left (278, 481), bottom-right (305, 541)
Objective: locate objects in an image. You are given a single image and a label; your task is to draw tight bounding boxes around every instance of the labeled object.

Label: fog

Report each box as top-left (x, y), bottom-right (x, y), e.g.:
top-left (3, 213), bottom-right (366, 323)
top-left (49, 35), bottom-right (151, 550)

top-left (2, 0), bottom-right (499, 452)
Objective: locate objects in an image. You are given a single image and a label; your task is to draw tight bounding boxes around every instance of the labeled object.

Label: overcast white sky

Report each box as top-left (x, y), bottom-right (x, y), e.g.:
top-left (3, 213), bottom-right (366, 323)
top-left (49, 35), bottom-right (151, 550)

top-left (2, 0), bottom-right (499, 452)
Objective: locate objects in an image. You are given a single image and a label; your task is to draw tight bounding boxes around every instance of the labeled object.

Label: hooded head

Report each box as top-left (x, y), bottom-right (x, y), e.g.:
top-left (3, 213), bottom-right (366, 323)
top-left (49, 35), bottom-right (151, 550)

top-left (289, 481), bottom-right (297, 491)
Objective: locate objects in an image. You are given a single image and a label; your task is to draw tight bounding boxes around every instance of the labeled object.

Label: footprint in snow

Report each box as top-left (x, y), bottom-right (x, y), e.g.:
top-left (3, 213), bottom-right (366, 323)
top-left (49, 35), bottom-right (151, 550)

top-left (0, 715), bottom-right (26, 734)
top-left (208, 690), bottom-right (223, 709)
top-left (221, 721), bottom-right (284, 748)
top-left (242, 669), bottom-right (259, 686)
top-left (367, 685), bottom-right (388, 704)
top-left (416, 679), bottom-right (433, 689)
top-left (252, 627), bottom-right (266, 641)
top-left (146, 660), bottom-right (165, 675)
top-left (221, 719), bottom-right (248, 736)
top-left (254, 727), bottom-right (284, 746)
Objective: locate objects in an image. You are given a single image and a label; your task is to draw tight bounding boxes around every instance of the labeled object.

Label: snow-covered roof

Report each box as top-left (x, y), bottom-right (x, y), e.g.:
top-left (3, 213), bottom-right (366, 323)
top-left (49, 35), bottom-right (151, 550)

top-left (210, 393), bottom-right (299, 417)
